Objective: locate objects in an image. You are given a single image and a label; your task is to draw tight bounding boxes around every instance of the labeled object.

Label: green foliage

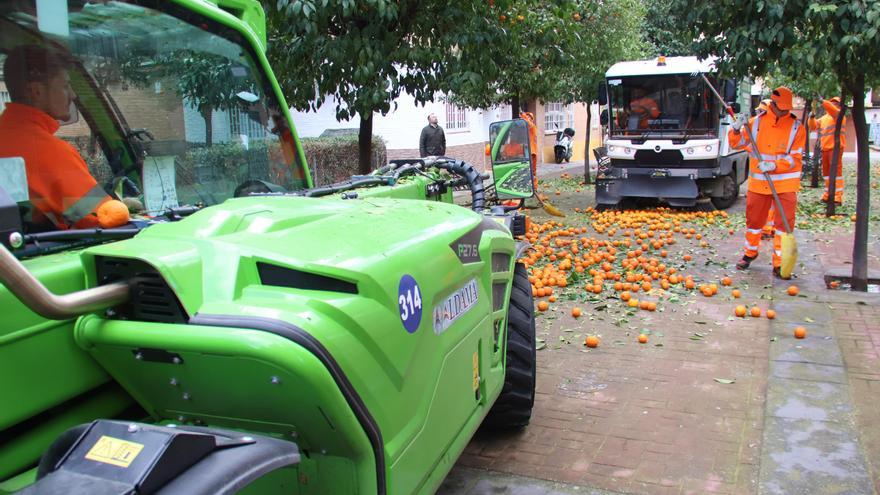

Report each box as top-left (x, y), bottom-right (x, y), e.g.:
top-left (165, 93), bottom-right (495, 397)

top-left (674, 0), bottom-right (880, 89)
top-left (121, 51), bottom-right (244, 117)
top-left (266, 0), bottom-right (487, 121)
top-left (447, 0), bottom-right (647, 108)
top-left (642, 0), bottom-right (694, 57)
top-left (300, 135), bottom-right (387, 185)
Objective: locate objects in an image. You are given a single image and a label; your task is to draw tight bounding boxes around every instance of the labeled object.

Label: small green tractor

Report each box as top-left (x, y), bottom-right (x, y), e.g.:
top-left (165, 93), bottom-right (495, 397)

top-left (0, 1), bottom-right (538, 494)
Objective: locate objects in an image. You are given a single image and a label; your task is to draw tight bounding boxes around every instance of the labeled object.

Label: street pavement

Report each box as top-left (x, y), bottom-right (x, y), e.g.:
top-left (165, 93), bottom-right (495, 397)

top-left (439, 158), bottom-right (880, 494)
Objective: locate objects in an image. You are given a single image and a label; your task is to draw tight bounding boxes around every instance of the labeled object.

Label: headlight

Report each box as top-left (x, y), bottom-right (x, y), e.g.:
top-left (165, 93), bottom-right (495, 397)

top-left (686, 147), bottom-right (695, 155)
top-left (607, 145), bottom-right (616, 152)
top-left (624, 147), bottom-right (633, 155)
top-left (704, 145), bottom-right (713, 152)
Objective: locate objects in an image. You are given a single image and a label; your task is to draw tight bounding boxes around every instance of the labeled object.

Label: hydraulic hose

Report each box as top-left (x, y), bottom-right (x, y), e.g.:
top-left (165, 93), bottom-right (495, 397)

top-left (433, 159), bottom-right (485, 211)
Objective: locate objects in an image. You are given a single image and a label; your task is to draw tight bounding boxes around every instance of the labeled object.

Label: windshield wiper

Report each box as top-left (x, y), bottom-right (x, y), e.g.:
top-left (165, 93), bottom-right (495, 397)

top-left (24, 227), bottom-right (143, 243)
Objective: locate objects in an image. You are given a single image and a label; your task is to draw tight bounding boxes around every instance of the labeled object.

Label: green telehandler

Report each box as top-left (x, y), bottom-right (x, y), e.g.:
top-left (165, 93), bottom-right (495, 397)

top-left (0, 1), bottom-right (538, 493)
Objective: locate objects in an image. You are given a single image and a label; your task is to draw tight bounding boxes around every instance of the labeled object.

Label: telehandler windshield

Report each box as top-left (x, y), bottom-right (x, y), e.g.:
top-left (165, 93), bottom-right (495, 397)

top-left (0, 1), bottom-right (307, 231)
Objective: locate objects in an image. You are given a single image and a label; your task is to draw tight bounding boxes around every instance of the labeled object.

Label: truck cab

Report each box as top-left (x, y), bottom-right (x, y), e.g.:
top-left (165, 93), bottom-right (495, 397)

top-left (596, 56), bottom-right (751, 209)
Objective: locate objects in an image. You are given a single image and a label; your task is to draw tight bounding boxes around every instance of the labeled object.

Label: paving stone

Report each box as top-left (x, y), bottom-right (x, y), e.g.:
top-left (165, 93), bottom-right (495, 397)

top-left (766, 377), bottom-right (854, 422)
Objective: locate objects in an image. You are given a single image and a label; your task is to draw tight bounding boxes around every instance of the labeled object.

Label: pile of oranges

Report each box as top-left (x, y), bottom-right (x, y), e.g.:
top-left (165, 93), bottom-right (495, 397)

top-left (521, 208), bottom-right (733, 313)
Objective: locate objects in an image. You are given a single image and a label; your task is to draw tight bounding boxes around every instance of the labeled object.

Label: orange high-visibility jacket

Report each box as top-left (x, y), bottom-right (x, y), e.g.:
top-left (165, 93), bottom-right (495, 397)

top-left (0, 103), bottom-right (110, 229)
top-left (728, 110), bottom-right (806, 195)
top-left (817, 100), bottom-right (847, 151)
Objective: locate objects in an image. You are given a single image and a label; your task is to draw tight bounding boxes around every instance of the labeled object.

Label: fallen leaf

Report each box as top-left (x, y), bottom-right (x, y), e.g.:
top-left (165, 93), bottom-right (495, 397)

top-left (713, 378), bottom-right (735, 384)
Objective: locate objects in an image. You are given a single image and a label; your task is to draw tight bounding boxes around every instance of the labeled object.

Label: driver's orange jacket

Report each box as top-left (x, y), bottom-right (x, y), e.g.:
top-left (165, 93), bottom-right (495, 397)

top-left (629, 97), bottom-right (660, 128)
top-left (728, 110), bottom-right (806, 195)
top-left (0, 103), bottom-right (110, 229)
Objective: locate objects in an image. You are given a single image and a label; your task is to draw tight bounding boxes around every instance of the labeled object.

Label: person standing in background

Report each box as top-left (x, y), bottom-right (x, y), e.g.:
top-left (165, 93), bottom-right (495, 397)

top-left (419, 113), bottom-right (446, 157)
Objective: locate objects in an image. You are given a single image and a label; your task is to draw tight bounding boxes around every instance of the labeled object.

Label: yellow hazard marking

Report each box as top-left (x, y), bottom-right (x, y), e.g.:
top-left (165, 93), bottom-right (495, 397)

top-left (472, 352), bottom-right (480, 392)
top-left (85, 435), bottom-right (144, 468)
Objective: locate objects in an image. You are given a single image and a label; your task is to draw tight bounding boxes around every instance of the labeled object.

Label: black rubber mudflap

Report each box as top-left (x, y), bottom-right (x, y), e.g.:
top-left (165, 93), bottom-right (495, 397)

top-left (483, 263), bottom-right (536, 428)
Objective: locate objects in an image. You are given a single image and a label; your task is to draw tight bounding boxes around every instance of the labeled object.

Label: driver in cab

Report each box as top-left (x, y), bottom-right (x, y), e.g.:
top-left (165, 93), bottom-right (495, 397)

top-left (628, 87), bottom-right (660, 130)
top-left (0, 45), bottom-right (127, 230)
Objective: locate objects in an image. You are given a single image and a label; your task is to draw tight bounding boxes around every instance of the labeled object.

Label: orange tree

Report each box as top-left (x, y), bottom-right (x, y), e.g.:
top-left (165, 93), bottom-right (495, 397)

top-left (675, 0), bottom-right (880, 291)
top-left (266, 0), bottom-right (496, 174)
top-left (442, 0), bottom-right (590, 114)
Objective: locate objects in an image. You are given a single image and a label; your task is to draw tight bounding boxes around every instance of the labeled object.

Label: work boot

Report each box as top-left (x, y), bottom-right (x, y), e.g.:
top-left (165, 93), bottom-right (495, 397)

top-left (736, 255), bottom-right (756, 270)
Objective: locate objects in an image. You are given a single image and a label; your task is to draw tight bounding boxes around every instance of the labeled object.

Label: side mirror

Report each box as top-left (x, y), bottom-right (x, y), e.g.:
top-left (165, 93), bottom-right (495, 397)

top-left (600, 109), bottom-right (609, 126)
top-left (598, 83), bottom-right (608, 106)
top-left (488, 119), bottom-right (535, 200)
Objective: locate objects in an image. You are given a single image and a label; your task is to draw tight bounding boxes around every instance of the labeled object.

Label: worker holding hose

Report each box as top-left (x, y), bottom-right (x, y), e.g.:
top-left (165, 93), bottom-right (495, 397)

top-left (729, 87), bottom-right (806, 279)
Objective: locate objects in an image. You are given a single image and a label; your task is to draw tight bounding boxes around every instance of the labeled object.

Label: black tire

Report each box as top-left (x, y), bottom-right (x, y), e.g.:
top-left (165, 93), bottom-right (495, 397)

top-left (711, 174), bottom-right (738, 210)
top-left (484, 263), bottom-right (536, 429)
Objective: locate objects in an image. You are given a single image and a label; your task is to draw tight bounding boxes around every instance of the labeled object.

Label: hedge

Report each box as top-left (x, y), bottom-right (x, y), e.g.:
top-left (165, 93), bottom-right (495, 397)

top-left (301, 135), bottom-right (386, 185)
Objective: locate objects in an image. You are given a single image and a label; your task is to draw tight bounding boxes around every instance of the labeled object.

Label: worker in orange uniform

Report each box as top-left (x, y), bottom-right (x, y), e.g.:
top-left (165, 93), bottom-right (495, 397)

top-left (629, 88), bottom-right (660, 129)
top-left (730, 87), bottom-right (806, 279)
top-left (752, 99), bottom-right (778, 239)
top-left (520, 112), bottom-right (539, 191)
top-left (0, 45), bottom-right (112, 230)
top-left (816, 97), bottom-right (846, 204)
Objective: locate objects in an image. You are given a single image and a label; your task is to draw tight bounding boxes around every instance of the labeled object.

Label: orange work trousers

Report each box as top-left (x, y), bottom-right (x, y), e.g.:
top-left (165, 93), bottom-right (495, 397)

top-left (821, 149), bottom-right (844, 202)
top-left (745, 190), bottom-right (796, 268)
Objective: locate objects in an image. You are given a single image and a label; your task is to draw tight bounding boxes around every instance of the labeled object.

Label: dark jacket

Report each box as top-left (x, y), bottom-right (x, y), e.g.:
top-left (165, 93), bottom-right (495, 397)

top-left (419, 124), bottom-right (446, 157)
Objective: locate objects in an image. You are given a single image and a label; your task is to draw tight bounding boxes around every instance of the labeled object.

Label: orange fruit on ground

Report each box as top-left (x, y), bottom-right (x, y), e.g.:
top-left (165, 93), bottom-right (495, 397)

top-left (646, 301), bottom-right (657, 311)
top-left (794, 326), bottom-right (807, 339)
top-left (548, 295), bottom-right (557, 303)
top-left (628, 299), bottom-right (639, 308)
top-left (766, 309), bottom-right (776, 319)
top-left (585, 335), bottom-right (600, 348)
top-left (732, 289), bottom-right (741, 298)
top-left (735, 305), bottom-right (747, 317)
top-left (750, 307), bottom-right (761, 317)
top-left (683, 254), bottom-right (692, 261)
top-left (572, 307), bottom-right (582, 318)
top-left (721, 277), bottom-right (732, 286)
top-left (685, 279), bottom-right (696, 290)
top-left (620, 291), bottom-right (632, 302)
top-left (829, 281), bottom-right (840, 289)
top-left (639, 300), bottom-right (650, 310)
top-left (545, 287), bottom-right (553, 296)
top-left (638, 334), bottom-right (649, 344)
top-left (97, 199), bottom-right (130, 228)
top-left (701, 286), bottom-right (713, 297)
top-left (537, 301), bottom-right (549, 311)
top-left (787, 285), bottom-right (799, 296)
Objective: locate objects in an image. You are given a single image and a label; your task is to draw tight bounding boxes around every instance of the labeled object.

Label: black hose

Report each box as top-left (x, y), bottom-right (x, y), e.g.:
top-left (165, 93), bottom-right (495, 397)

top-left (304, 177), bottom-right (391, 197)
top-left (24, 228), bottom-right (142, 243)
top-left (434, 159), bottom-right (485, 211)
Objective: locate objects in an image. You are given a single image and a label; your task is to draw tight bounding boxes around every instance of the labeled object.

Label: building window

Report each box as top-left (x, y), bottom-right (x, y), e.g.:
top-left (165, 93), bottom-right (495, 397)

top-left (446, 103), bottom-right (468, 130)
top-left (544, 102), bottom-right (574, 132)
top-left (228, 106), bottom-right (267, 140)
top-left (0, 91), bottom-right (9, 112)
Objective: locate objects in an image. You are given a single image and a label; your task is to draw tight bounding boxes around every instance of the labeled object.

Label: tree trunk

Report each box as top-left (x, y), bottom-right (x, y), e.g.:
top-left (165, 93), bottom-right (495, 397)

top-left (826, 89), bottom-right (847, 217)
top-left (201, 106), bottom-right (214, 146)
top-left (847, 75), bottom-right (870, 291)
top-left (358, 111), bottom-right (373, 175)
top-left (584, 102), bottom-right (593, 185)
top-left (511, 95), bottom-right (520, 117)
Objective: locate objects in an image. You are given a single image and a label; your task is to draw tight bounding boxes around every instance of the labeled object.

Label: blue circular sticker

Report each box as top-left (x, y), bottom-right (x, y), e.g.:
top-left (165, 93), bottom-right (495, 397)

top-left (398, 275), bottom-right (423, 334)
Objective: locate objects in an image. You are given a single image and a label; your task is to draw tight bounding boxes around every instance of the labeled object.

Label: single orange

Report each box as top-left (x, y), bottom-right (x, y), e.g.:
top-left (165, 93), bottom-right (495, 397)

top-left (735, 305), bottom-right (747, 317)
top-left (766, 309), bottom-right (776, 319)
top-left (646, 301), bottom-right (657, 311)
top-left (548, 295), bottom-right (557, 303)
top-left (732, 289), bottom-right (741, 298)
top-left (628, 299), bottom-right (639, 308)
top-left (787, 285), bottom-right (799, 296)
top-left (638, 334), bottom-right (649, 344)
top-left (794, 326), bottom-right (807, 339)
top-left (721, 277), bottom-right (732, 286)
top-left (750, 307), bottom-right (761, 318)
top-left (97, 199), bottom-right (130, 228)
top-left (572, 307), bottom-right (582, 318)
top-left (585, 335), bottom-right (600, 348)
top-left (683, 254), bottom-right (693, 262)
top-left (537, 300), bottom-right (549, 311)
top-left (620, 291), bottom-right (632, 302)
